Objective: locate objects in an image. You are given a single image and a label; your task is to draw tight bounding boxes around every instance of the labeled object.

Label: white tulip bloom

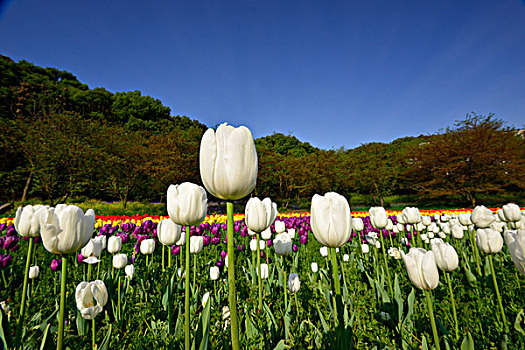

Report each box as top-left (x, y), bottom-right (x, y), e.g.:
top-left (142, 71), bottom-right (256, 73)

top-left (75, 280), bottom-right (108, 320)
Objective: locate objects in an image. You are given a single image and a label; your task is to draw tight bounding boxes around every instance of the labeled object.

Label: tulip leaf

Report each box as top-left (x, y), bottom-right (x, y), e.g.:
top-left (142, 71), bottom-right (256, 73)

top-left (514, 309), bottom-right (525, 335)
top-left (192, 295), bottom-right (211, 350)
top-left (421, 335), bottom-right (428, 350)
top-left (0, 307), bottom-right (12, 349)
top-left (460, 331), bottom-right (474, 350)
top-left (98, 324), bottom-right (112, 350)
top-left (272, 339), bottom-right (290, 350)
top-left (245, 312), bottom-right (259, 340)
top-left (315, 306), bottom-right (330, 334)
top-left (76, 310), bottom-right (89, 336)
top-left (39, 323), bottom-right (51, 350)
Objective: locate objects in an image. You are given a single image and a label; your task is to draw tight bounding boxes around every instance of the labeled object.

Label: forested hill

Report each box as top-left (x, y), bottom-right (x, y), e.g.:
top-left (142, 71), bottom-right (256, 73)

top-left (1, 55), bottom-right (523, 208)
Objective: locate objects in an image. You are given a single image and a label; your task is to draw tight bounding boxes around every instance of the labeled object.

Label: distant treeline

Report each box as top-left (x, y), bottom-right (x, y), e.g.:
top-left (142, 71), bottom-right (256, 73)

top-left (1, 55), bottom-right (524, 209)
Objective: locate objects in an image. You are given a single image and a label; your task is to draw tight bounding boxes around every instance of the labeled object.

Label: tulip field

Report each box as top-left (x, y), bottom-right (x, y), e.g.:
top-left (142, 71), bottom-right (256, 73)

top-left (1, 205), bottom-right (525, 350)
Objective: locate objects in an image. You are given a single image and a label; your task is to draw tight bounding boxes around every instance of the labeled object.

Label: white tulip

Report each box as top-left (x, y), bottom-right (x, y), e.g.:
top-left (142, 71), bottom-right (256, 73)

top-left (14, 205), bottom-right (49, 237)
top-left (471, 205), bottom-right (495, 228)
top-left (421, 216), bottom-right (432, 226)
top-left (361, 243), bottom-right (370, 254)
top-left (261, 227), bottom-right (272, 240)
top-left (258, 263), bottom-right (269, 279)
top-left (288, 273), bottom-right (300, 294)
top-left (199, 123), bottom-right (258, 200)
top-left (107, 236), bottom-right (122, 254)
top-left (274, 232), bottom-right (292, 256)
top-left (210, 266), bottom-right (220, 280)
top-left (81, 237), bottom-right (103, 258)
top-left (274, 220), bottom-right (286, 234)
top-left (202, 292), bottom-right (210, 308)
top-left (504, 230), bottom-right (525, 276)
top-left (190, 236), bottom-right (204, 254)
top-left (157, 219), bottom-right (182, 246)
top-left (431, 240), bottom-right (459, 271)
top-left (167, 183), bottom-right (208, 227)
top-left (75, 280), bottom-right (108, 320)
top-left (502, 203), bottom-right (522, 222)
top-left (369, 207), bottom-right (388, 229)
top-left (319, 246), bottom-right (329, 257)
top-left (140, 239), bottom-right (155, 255)
top-left (29, 266), bottom-right (39, 279)
top-left (458, 213), bottom-right (473, 226)
top-left (401, 248), bottom-right (439, 290)
top-left (402, 207), bottom-right (421, 224)
top-left (311, 192), bottom-right (352, 248)
top-left (125, 264), bottom-right (135, 279)
top-left (112, 254), bottom-right (128, 269)
top-left (244, 197), bottom-right (278, 233)
top-left (343, 254), bottom-right (349, 262)
top-left (352, 217), bottom-right (364, 232)
top-left (476, 228), bottom-right (503, 254)
top-left (451, 224), bottom-right (464, 239)
top-left (40, 205), bottom-right (95, 255)
top-left (311, 262), bottom-right (319, 273)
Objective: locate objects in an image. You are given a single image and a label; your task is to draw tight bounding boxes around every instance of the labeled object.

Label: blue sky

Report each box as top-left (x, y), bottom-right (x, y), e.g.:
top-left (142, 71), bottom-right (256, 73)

top-left (1, 0), bottom-right (524, 149)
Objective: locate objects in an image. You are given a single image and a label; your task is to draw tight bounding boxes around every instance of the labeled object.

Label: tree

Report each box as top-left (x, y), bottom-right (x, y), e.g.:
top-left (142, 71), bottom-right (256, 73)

top-left (405, 113), bottom-right (525, 207)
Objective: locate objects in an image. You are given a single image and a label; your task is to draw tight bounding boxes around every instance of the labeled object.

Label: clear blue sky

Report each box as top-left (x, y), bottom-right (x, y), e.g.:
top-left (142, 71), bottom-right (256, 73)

top-left (1, 0), bottom-right (524, 149)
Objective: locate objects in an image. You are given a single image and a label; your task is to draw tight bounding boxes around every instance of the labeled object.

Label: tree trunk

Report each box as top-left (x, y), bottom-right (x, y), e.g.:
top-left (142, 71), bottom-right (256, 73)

top-left (21, 171), bottom-right (33, 202)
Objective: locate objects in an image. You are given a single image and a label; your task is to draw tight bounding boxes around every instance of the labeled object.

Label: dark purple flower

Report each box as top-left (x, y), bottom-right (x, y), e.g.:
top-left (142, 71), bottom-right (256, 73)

top-left (300, 235), bottom-right (308, 245)
top-left (292, 244), bottom-right (298, 252)
top-left (211, 236), bottom-right (220, 245)
top-left (220, 250), bottom-right (227, 259)
top-left (0, 254), bottom-right (13, 268)
top-left (267, 240), bottom-right (272, 248)
top-left (77, 253), bottom-right (84, 263)
top-left (50, 258), bottom-right (62, 271)
top-left (171, 245), bottom-right (181, 255)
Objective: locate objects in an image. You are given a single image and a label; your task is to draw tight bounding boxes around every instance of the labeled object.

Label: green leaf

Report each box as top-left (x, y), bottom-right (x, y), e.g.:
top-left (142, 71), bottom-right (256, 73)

top-left (514, 309), bottom-right (525, 335)
top-left (192, 297), bottom-right (212, 350)
top-left (245, 312), bottom-right (259, 340)
top-left (98, 324), bottom-right (113, 350)
top-left (39, 324), bottom-right (51, 350)
top-left (460, 331), bottom-right (474, 350)
top-left (315, 306), bottom-right (330, 333)
top-left (0, 307), bottom-right (12, 349)
top-left (76, 310), bottom-right (89, 336)
top-left (272, 339), bottom-right (290, 350)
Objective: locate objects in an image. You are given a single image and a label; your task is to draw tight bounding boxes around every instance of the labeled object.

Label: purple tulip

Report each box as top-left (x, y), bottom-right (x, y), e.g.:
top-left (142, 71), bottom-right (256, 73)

top-left (77, 253), bottom-right (84, 263)
top-left (220, 250), bottom-right (227, 259)
top-left (0, 254), bottom-right (13, 268)
top-left (300, 235), bottom-right (308, 245)
top-left (171, 245), bottom-right (181, 255)
top-left (292, 244), bottom-right (298, 252)
top-left (211, 236), bottom-right (220, 245)
top-left (51, 258), bottom-right (62, 271)
top-left (267, 240), bottom-right (273, 248)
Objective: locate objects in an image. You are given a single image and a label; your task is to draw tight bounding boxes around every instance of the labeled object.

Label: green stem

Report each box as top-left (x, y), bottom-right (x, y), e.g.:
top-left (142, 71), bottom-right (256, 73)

top-left (444, 271), bottom-right (459, 340)
top-left (379, 232), bottom-right (393, 296)
top-left (57, 256), bottom-right (68, 350)
top-left (168, 273), bottom-right (172, 333)
top-left (87, 263), bottom-right (92, 281)
top-left (193, 254), bottom-right (196, 288)
top-left (168, 246), bottom-right (172, 269)
top-left (92, 318), bottom-right (96, 349)
top-left (118, 275), bottom-right (121, 324)
top-left (185, 225), bottom-right (191, 350)
top-left (257, 233), bottom-right (262, 310)
top-left (489, 255), bottom-right (509, 333)
top-left (162, 245), bottom-right (165, 272)
top-left (226, 201), bottom-right (240, 350)
top-left (15, 237), bottom-right (33, 346)
top-left (424, 290), bottom-right (440, 350)
top-left (469, 228), bottom-right (482, 275)
top-left (330, 247), bottom-right (341, 322)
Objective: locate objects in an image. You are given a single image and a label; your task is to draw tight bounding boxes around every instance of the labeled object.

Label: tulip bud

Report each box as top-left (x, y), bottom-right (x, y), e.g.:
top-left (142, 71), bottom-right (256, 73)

top-left (29, 265), bottom-right (39, 279)
top-left (401, 248), bottom-right (439, 290)
top-left (471, 205), bottom-right (495, 228)
top-left (245, 197), bottom-right (278, 233)
top-left (504, 230), bottom-right (525, 276)
top-left (311, 262), bottom-right (318, 273)
top-left (258, 263), bottom-right (269, 279)
top-left (352, 217), bottom-right (364, 232)
top-left (288, 273), bottom-right (300, 294)
top-left (157, 219), bottom-right (182, 246)
top-left (199, 123), bottom-right (258, 200)
top-left (319, 246), bottom-right (328, 257)
top-left (113, 254), bottom-right (128, 269)
top-left (190, 236), bottom-right (204, 254)
top-left (107, 236), bottom-right (122, 254)
top-left (311, 192), bottom-right (352, 248)
top-left (210, 266), bottom-right (220, 280)
top-left (140, 239), bottom-right (155, 255)
top-left (343, 254), bottom-right (349, 262)
top-left (369, 207), bottom-right (388, 229)
top-left (431, 240), bottom-right (458, 271)
top-left (361, 243), bottom-right (370, 254)
top-left (476, 228), bottom-right (503, 254)
top-left (40, 205), bottom-right (95, 255)
top-left (125, 264), bottom-right (135, 279)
